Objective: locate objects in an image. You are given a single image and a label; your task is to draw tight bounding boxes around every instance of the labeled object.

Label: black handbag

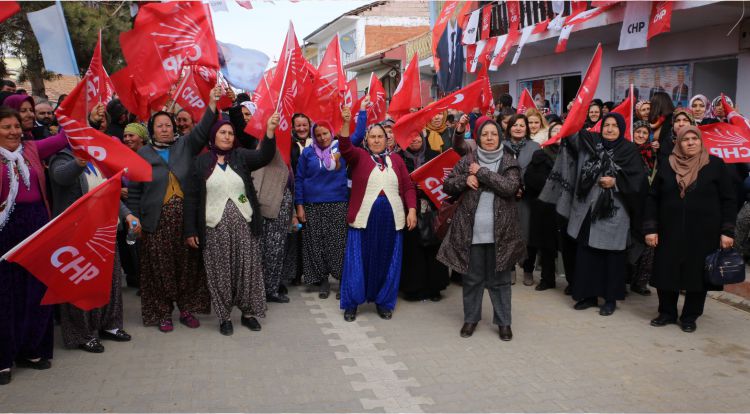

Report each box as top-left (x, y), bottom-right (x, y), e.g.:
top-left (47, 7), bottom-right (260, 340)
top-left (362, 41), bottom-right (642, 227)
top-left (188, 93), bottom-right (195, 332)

top-left (705, 248), bottom-right (746, 285)
top-left (417, 199), bottom-right (440, 246)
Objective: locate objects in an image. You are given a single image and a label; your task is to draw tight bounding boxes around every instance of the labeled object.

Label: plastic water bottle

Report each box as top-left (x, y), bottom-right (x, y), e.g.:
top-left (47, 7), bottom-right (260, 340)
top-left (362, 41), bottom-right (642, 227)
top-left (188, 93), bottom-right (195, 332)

top-left (126, 220), bottom-right (138, 245)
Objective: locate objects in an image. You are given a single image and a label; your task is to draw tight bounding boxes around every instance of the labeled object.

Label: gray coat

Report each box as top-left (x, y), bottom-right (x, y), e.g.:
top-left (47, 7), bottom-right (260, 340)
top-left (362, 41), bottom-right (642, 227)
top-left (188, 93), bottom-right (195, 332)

top-left (251, 151), bottom-right (290, 220)
top-left (503, 139), bottom-right (540, 242)
top-left (48, 148), bottom-right (131, 223)
top-left (127, 108), bottom-right (216, 233)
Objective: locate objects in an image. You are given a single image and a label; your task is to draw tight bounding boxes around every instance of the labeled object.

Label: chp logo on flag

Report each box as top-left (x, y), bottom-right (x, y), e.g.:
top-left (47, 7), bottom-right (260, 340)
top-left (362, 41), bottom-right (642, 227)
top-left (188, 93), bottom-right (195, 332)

top-left (700, 123), bottom-right (750, 163)
top-left (410, 149), bottom-right (462, 207)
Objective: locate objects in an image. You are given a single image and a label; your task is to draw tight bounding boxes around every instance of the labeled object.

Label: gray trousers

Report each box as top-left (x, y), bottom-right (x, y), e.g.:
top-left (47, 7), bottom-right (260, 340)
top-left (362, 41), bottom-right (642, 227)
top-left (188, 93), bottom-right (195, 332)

top-left (463, 244), bottom-right (512, 326)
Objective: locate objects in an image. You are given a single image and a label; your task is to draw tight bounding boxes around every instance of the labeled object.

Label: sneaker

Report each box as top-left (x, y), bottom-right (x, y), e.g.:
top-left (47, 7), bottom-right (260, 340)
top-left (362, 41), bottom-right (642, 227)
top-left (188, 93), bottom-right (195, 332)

top-left (159, 318), bottom-right (174, 333)
top-left (179, 311), bottom-right (200, 328)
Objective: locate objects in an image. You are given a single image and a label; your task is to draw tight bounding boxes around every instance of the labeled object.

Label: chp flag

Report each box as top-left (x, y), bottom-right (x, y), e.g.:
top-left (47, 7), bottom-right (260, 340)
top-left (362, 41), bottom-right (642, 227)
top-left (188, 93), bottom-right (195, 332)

top-left (618, 0), bottom-right (651, 51)
top-left (410, 149), bottom-right (462, 207)
top-left (1, 171), bottom-right (125, 311)
top-left (516, 88), bottom-right (536, 114)
top-left (700, 123), bottom-right (750, 163)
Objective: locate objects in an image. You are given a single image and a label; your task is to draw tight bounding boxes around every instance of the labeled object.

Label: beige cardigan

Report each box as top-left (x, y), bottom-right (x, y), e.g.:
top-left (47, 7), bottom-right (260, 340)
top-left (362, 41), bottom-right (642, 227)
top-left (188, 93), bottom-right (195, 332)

top-left (250, 151), bottom-right (290, 219)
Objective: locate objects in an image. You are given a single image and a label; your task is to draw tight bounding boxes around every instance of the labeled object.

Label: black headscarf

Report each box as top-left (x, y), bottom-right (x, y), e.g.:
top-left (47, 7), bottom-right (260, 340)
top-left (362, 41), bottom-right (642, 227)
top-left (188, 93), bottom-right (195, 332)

top-left (204, 120), bottom-right (238, 179)
top-left (577, 112), bottom-right (646, 221)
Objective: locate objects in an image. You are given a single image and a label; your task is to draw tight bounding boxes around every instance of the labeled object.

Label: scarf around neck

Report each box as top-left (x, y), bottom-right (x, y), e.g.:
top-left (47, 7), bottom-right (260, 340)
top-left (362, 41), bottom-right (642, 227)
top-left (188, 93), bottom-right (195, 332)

top-left (508, 138), bottom-right (527, 157)
top-left (0, 143), bottom-right (31, 231)
top-left (425, 114), bottom-right (448, 152)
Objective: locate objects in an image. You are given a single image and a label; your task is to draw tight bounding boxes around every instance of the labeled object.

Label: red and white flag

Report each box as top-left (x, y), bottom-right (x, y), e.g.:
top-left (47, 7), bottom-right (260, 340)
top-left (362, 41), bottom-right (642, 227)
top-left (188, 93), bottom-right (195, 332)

top-left (532, 18), bottom-right (550, 34)
top-left (305, 34), bottom-right (346, 132)
top-left (488, 30), bottom-right (519, 70)
top-left (66, 31), bottom-right (116, 123)
top-left (1, 171), bottom-right (124, 311)
top-left (701, 123), bottom-right (750, 163)
top-left (557, 3), bottom-right (615, 54)
top-left (109, 66), bottom-right (153, 122)
top-left (432, 0), bottom-right (459, 75)
top-left (648, 1), bottom-right (673, 40)
top-left (393, 76), bottom-right (492, 150)
top-left (511, 25), bottom-right (533, 65)
top-left (722, 94), bottom-right (750, 134)
top-left (466, 40), bottom-right (488, 73)
top-left (618, 0), bottom-right (651, 51)
top-left (544, 44), bottom-right (603, 147)
top-left (477, 36), bottom-right (498, 71)
top-left (171, 65), bottom-right (233, 124)
top-left (389, 54), bottom-right (422, 120)
top-left (410, 149), bottom-right (462, 207)
top-left (506, 0), bottom-right (521, 31)
top-left (480, 4), bottom-right (493, 40)
top-left (462, 7), bottom-right (481, 45)
top-left (56, 79), bottom-right (153, 182)
top-left (588, 93), bottom-right (633, 140)
top-left (364, 73), bottom-right (387, 125)
top-left (555, 24), bottom-right (573, 53)
top-left (516, 88), bottom-right (536, 114)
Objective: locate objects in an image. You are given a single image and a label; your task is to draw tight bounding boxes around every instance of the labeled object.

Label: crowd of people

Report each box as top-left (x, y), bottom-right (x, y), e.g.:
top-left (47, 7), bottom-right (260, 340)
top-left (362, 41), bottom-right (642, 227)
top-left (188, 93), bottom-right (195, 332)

top-left (0, 74), bottom-right (746, 385)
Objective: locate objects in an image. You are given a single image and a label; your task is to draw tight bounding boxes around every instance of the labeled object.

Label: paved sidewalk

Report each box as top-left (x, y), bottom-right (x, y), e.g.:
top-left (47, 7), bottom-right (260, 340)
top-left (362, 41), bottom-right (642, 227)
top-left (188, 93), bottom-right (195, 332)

top-left (2, 274), bottom-right (750, 412)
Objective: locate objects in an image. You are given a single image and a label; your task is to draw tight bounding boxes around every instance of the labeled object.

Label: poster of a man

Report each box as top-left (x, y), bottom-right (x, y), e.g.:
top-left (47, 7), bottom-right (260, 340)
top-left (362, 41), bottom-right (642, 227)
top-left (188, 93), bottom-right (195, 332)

top-left (435, 6), bottom-right (465, 93)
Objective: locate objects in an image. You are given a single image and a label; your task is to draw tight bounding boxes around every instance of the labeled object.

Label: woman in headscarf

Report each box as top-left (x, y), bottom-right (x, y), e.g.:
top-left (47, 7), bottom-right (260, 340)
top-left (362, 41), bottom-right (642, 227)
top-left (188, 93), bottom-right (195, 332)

top-left (119, 122), bottom-right (148, 289)
top-left (583, 101), bottom-right (602, 129)
top-left (295, 120), bottom-right (349, 299)
top-left (48, 144), bottom-right (140, 352)
top-left (399, 133), bottom-right (449, 302)
top-left (709, 95), bottom-right (733, 123)
top-left (127, 87), bottom-right (221, 332)
top-left (689, 95), bottom-right (710, 125)
top-left (563, 113), bottom-right (647, 316)
top-left (4, 94), bottom-right (66, 141)
top-left (635, 100), bottom-right (651, 122)
top-left (437, 116), bottom-right (525, 341)
top-left (503, 114), bottom-right (541, 286)
top-left (525, 107), bottom-right (549, 145)
top-left (183, 115), bottom-right (278, 335)
top-left (339, 107), bottom-right (417, 322)
top-left (423, 111), bottom-right (453, 153)
top-left (644, 126), bottom-right (736, 332)
top-left (658, 107), bottom-right (696, 161)
top-left (123, 123), bottom-right (148, 153)
top-left (0, 106), bottom-right (67, 385)
top-left (524, 122), bottom-right (562, 291)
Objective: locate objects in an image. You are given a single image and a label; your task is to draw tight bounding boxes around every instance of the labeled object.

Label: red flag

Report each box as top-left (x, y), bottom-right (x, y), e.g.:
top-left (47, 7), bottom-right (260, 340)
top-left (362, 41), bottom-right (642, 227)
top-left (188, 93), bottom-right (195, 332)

top-left (432, 0), bottom-right (459, 75)
top-left (480, 4), bottom-right (493, 40)
top-left (70, 32), bottom-right (117, 123)
top-left (506, 0), bottom-right (521, 31)
top-left (465, 42), bottom-right (480, 73)
top-left (543, 44), bottom-right (602, 147)
top-left (389, 54), bottom-right (422, 120)
top-left (700, 123), bottom-right (750, 163)
top-left (120, 2), bottom-right (218, 97)
top-left (555, 25), bottom-right (573, 53)
top-left (571, 0), bottom-right (588, 15)
top-left (56, 79), bottom-right (153, 182)
top-left (588, 94), bottom-right (633, 140)
top-left (365, 73), bottom-right (387, 125)
top-left (516, 88), bottom-right (536, 114)
top-left (477, 37), bottom-right (498, 72)
top-left (648, 1), bottom-right (673, 40)
top-left (488, 30), bottom-right (519, 70)
top-left (410, 149), bottom-right (462, 207)
top-left (305, 35), bottom-right (346, 132)
top-left (557, 4), bottom-right (615, 54)
top-left (110, 67), bottom-right (152, 121)
top-left (532, 18), bottom-right (550, 34)
top-left (0, 1), bottom-right (20, 23)
top-left (721, 94), bottom-right (750, 135)
top-left (393, 77), bottom-right (492, 150)
top-left (1, 171), bottom-right (124, 311)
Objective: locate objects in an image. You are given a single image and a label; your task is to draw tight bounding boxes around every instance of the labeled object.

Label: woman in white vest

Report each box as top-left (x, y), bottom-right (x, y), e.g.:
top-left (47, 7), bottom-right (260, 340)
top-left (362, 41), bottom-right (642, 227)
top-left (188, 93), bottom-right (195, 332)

top-left (183, 115), bottom-right (278, 336)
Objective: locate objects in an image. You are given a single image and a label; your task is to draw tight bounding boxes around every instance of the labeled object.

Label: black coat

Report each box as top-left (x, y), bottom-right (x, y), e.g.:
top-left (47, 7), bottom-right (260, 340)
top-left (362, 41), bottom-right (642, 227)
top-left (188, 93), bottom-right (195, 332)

top-left (644, 155), bottom-right (736, 292)
top-left (524, 148), bottom-right (558, 250)
top-left (183, 137), bottom-right (276, 246)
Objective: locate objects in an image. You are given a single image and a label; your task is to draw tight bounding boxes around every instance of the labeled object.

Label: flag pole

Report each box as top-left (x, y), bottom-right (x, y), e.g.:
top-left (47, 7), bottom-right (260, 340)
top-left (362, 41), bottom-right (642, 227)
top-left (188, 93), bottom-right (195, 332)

top-left (275, 49), bottom-right (293, 113)
top-left (629, 83), bottom-right (634, 141)
top-left (263, 73), bottom-right (276, 111)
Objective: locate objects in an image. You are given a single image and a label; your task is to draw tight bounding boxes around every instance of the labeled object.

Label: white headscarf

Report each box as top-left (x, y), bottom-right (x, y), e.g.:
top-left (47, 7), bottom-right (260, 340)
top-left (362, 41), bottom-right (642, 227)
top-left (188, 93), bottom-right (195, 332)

top-left (0, 143), bottom-right (31, 231)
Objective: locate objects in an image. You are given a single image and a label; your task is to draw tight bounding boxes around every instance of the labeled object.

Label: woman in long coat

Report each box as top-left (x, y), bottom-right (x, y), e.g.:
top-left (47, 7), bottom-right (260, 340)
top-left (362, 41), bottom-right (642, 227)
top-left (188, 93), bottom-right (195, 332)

top-left (437, 117), bottom-right (525, 341)
top-left (127, 87), bottom-right (221, 331)
top-left (184, 116), bottom-right (278, 335)
top-left (644, 126), bottom-right (736, 333)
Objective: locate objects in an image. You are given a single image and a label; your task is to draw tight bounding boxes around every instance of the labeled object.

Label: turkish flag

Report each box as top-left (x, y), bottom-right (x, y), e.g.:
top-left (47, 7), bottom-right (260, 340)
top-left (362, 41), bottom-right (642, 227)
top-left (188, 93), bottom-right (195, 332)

top-left (506, 0), bottom-right (521, 31)
top-left (120, 1), bottom-right (218, 98)
top-left (648, 1), bottom-right (673, 40)
top-left (305, 34), bottom-right (346, 132)
top-left (110, 66), bottom-right (152, 121)
top-left (701, 123), bottom-right (750, 163)
top-left (488, 30), bottom-right (519, 70)
top-left (543, 44), bottom-right (602, 147)
top-left (588, 94), bottom-right (633, 140)
top-left (389, 54), bottom-right (422, 120)
top-left (393, 76), bottom-right (492, 150)
top-left (56, 78), bottom-right (153, 181)
top-left (0, 1), bottom-right (20, 23)
top-left (410, 149), bottom-right (462, 207)
top-left (1, 171), bottom-right (124, 311)
top-left (480, 4), bottom-right (493, 40)
top-left (516, 88), bottom-right (537, 114)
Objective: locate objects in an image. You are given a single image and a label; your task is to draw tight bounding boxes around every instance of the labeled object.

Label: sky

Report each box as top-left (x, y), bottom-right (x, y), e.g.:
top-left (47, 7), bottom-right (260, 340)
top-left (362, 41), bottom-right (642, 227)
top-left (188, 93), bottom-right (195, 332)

top-left (212, 0), bottom-right (371, 67)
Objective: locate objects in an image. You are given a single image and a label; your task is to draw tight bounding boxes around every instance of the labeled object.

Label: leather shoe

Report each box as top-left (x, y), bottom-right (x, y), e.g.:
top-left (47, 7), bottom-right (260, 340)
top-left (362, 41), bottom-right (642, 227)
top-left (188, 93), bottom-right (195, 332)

top-left (344, 308), bottom-right (357, 322)
top-left (650, 314), bottom-right (677, 327)
top-left (564, 285), bottom-right (573, 295)
top-left (219, 320), bottom-right (234, 336)
top-left (278, 284), bottom-right (288, 295)
top-left (319, 279), bottom-right (330, 299)
top-left (99, 329), bottom-right (131, 342)
top-left (680, 321), bottom-right (697, 333)
top-left (631, 285), bottom-right (652, 296)
top-left (376, 306), bottom-right (392, 320)
top-left (0, 370), bottom-right (10, 385)
top-left (460, 322), bottom-right (477, 338)
top-left (574, 298), bottom-right (597, 310)
top-left (535, 281), bottom-right (556, 291)
top-left (79, 338), bottom-right (105, 353)
top-left (241, 316), bottom-right (261, 331)
top-left (599, 301), bottom-right (616, 316)
top-left (499, 325), bottom-right (513, 341)
top-left (266, 293), bottom-right (290, 303)
top-left (15, 358), bottom-right (51, 370)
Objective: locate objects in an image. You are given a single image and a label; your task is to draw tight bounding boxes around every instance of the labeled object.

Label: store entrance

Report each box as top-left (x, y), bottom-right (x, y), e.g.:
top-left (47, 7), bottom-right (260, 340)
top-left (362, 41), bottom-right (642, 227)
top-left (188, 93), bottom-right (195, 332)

top-left (562, 75), bottom-right (581, 115)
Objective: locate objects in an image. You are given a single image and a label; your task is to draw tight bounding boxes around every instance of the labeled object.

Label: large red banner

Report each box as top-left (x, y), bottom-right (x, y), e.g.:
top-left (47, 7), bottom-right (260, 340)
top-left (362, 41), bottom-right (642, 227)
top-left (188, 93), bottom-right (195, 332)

top-left (700, 123), bottom-right (750, 164)
top-left (410, 149), bottom-right (462, 207)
